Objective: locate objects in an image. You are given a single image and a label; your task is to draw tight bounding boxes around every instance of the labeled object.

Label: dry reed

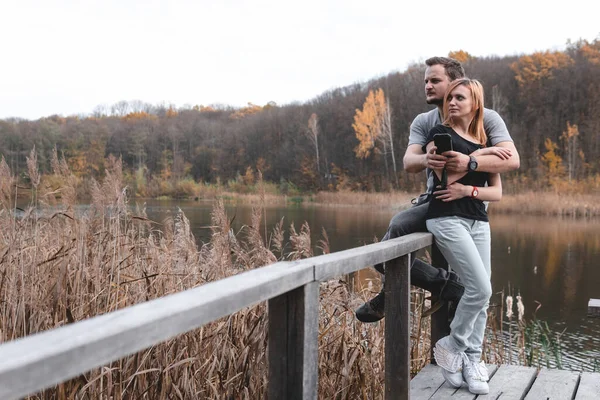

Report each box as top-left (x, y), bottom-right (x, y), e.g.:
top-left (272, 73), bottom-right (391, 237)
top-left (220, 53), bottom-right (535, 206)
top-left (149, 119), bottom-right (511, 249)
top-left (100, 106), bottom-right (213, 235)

top-left (1, 154), bottom-right (437, 399)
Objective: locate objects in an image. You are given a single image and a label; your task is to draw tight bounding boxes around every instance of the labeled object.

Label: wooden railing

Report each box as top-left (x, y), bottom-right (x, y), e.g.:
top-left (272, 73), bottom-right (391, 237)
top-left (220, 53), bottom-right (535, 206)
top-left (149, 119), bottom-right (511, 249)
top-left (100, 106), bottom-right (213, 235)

top-left (0, 232), bottom-right (433, 400)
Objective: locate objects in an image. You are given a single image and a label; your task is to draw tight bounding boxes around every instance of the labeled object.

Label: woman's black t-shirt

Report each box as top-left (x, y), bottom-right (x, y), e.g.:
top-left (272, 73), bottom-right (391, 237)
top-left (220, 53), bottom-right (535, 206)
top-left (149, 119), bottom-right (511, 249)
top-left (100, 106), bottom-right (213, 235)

top-left (424, 124), bottom-right (490, 222)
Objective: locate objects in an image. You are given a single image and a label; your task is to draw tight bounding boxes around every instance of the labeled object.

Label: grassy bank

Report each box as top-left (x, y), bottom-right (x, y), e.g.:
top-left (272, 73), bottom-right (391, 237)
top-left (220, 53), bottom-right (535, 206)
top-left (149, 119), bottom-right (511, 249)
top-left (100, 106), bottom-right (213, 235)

top-left (221, 190), bottom-right (600, 219)
top-left (489, 192), bottom-right (600, 218)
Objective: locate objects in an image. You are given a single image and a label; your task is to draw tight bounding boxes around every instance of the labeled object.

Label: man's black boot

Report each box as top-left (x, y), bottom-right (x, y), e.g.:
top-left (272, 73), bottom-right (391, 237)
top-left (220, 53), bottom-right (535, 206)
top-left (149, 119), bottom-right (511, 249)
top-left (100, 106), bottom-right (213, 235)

top-left (355, 259), bottom-right (464, 323)
top-left (355, 291), bottom-right (385, 322)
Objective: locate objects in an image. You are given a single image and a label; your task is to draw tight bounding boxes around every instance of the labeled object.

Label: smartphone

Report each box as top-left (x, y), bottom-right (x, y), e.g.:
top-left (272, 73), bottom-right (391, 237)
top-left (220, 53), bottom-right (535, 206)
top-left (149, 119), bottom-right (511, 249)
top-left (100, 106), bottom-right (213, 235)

top-left (433, 133), bottom-right (453, 154)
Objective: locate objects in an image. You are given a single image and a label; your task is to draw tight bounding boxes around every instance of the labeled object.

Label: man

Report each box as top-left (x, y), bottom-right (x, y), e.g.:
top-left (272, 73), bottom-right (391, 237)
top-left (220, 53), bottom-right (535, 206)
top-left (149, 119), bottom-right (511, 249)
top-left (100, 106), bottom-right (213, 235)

top-left (355, 57), bottom-right (520, 322)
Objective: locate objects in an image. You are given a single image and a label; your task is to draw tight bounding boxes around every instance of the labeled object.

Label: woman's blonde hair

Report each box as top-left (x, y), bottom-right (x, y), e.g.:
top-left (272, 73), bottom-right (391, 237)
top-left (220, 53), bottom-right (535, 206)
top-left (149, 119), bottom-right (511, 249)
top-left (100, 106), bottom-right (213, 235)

top-left (443, 78), bottom-right (487, 146)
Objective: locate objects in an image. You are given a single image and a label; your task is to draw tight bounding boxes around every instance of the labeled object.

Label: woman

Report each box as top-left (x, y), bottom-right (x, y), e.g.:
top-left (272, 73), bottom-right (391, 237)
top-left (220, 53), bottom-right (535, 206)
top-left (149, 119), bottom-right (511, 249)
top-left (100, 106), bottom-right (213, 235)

top-left (424, 78), bottom-right (503, 395)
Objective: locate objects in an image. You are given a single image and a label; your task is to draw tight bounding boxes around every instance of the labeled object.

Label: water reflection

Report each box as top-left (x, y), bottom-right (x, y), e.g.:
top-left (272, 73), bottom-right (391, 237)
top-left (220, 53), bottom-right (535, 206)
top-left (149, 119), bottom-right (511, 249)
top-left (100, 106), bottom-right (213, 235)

top-left (490, 216), bottom-right (600, 322)
top-left (140, 199), bottom-right (396, 252)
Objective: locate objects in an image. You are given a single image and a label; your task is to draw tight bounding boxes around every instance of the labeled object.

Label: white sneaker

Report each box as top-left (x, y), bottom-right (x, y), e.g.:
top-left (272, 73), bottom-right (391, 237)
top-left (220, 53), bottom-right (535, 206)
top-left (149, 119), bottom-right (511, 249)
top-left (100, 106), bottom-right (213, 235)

top-left (462, 356), bottom-right (489, 395)
top-left (433, 336), bottom-right (464, 388)
top-left (475, 359), bottom-right (489, 381)
top-left (442, 368), bottom-right (464, 388)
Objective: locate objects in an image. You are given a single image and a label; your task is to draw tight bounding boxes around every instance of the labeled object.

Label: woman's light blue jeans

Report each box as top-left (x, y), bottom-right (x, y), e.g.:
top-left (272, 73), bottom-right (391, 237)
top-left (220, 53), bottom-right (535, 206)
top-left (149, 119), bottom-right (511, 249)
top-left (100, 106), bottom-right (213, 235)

top-left (426, 216), bottom-right (492, 362)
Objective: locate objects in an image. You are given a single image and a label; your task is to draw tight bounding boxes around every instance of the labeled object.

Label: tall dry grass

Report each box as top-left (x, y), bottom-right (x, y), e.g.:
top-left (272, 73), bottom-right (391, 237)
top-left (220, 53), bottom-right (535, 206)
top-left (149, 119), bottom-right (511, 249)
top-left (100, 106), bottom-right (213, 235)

top-left (1, 150), bottom-right (436, 399)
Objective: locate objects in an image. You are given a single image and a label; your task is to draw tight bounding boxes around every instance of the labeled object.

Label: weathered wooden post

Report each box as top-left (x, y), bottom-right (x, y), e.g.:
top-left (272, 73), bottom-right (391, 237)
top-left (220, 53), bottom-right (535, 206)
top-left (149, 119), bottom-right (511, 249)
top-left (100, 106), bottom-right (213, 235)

top-left (385, 253), bottom-right (411, 400)
top-left (268, 281), bottom-right (319, 400)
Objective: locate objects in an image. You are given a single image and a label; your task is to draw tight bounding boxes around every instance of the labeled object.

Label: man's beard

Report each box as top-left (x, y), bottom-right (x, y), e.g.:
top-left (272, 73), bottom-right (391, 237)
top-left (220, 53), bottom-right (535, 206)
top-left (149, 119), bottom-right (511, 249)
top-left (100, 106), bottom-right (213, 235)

top-left (426, 98), bottom-right (443, 106)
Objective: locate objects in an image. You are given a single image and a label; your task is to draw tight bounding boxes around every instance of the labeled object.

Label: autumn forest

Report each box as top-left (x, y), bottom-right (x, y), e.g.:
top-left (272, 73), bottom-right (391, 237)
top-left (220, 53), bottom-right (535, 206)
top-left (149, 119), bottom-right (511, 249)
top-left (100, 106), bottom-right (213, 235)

top-left (1, 40), bottom-right (600, 198)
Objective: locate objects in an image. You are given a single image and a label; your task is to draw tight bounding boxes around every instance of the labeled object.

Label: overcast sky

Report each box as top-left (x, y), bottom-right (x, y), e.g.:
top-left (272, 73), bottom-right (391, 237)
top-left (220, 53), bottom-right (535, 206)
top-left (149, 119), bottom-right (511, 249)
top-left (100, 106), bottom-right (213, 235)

top-left (1, 0), bottom-right (598, 120)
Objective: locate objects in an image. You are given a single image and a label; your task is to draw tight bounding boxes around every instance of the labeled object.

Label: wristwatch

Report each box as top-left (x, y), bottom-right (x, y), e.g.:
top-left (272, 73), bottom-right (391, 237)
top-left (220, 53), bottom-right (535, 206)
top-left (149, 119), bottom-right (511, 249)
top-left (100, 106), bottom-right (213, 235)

top-left (471, 186), bottom-right (479, 198)
top-left (468, 155), bottom-right (478, 172)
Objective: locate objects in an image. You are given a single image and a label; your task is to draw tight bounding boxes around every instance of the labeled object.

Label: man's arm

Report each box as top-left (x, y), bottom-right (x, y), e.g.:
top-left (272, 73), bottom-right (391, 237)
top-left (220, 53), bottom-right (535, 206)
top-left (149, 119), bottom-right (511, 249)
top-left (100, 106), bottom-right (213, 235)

top-left (474, 141), bottom-right (520, 173)
top-left (403, 144), bottom-right (427, 173)
top-left (443, 141), bottom-right (520, 173)
top-left (405, 112), bottom-right (450, 173)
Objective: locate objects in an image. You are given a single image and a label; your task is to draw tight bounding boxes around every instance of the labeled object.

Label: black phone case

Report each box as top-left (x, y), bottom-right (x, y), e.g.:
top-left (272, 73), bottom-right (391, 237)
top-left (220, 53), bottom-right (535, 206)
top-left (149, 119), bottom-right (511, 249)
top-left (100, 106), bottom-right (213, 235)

top-left (433, 133), bottom-right (453, 154)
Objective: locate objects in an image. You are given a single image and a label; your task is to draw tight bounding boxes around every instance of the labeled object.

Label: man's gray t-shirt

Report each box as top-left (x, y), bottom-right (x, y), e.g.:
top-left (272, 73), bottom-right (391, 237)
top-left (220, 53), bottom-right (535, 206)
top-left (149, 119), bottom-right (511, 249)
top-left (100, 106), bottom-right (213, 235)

top-left (408, 107), bottom-right (513, 192)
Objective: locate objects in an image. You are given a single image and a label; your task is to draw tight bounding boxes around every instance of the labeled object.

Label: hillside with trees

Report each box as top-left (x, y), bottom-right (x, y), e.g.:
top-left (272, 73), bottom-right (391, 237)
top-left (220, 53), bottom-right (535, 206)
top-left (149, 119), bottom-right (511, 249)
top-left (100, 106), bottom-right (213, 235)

top-left (1, 39), bottom-right (599, 197)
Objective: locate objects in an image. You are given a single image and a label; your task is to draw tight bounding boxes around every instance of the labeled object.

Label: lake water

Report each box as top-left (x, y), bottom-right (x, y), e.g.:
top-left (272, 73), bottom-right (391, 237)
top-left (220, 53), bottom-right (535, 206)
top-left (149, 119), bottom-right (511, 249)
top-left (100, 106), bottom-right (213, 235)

top-left (140, 199), bottom-right (600, 371)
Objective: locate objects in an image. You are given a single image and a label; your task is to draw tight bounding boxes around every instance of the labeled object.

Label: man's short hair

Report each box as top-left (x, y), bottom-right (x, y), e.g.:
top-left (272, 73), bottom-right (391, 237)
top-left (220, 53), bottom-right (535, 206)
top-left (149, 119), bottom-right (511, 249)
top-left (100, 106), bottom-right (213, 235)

top-left (425, 57), bottom-right (465, 81)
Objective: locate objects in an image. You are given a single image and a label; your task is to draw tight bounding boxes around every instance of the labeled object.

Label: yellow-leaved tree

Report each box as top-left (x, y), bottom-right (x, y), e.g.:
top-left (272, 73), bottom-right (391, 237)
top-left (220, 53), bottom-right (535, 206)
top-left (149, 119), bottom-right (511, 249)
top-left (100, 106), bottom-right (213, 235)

top-left (541, 138), bottom-right (565, 188)
top-left (511, 51), bottom-right (574, 88)
top-left (353, 89), bottom-right (397, 187)
top-left (580, 39), bottom-right (600, 65)
top-left (230, 103), bottom-right (264, 119)
top-left (448, 50), bottom-right (473, 63)
top-left (353, 89), bottom-right (383, 159)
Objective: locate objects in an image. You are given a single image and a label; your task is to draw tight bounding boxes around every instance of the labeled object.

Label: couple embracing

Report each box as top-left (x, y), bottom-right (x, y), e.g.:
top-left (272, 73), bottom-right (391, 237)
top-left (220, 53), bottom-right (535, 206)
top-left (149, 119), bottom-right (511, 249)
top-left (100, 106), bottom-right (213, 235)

top-left (355, 57), bottom-right (520, 395)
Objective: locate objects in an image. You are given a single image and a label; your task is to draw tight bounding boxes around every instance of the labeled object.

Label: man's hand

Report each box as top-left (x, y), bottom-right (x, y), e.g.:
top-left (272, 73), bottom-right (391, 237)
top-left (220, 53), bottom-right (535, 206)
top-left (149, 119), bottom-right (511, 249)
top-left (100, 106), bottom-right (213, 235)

top-left (471, 146), bottom-right (512, 160)
top-left (433, 182), bottom-right (469, 202)
top-left (425, 146), bottom-right (447, 170)
top-left (443, 151), bottom-right (469, 172)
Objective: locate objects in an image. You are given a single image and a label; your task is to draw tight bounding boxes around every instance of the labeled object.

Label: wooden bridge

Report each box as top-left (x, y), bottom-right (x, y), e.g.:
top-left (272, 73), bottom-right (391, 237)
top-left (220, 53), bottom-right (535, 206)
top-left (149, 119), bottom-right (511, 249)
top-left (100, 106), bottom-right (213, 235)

top-left (0, 232), bottom-right (598, 399)
top-left (411, 364), bottom-right (600, 399)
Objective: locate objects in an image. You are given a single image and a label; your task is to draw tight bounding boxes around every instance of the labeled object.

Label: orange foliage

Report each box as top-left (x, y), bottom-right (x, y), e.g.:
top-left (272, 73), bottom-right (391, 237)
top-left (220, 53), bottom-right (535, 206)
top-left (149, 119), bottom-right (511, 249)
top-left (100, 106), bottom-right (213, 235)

top-left (193, 105), bottom-right (217, 113)
top-left (122, 111), bottom-right (157, 122)
top-left (448, 50), bottom-right (473, 63)
top-left (561, 122), bottom-right (579, 142)
top-left (353, 88), bottom-right (386, 159)
top-left (230, 103), bottom-right (264, 119)
top-left (511, 51), bottom-right (574, 87)
top-left (541, 137), bottom-right (565, 186)
top-left (166, 107), bottom-right (178, 118)
top-left (580, 40), bottom-right (600, 65)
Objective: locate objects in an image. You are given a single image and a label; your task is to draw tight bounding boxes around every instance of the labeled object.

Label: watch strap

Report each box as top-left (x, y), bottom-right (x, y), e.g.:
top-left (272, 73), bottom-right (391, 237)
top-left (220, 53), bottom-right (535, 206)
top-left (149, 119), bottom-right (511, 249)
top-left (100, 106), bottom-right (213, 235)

top-left (468, 155), bottom-right (477, 171)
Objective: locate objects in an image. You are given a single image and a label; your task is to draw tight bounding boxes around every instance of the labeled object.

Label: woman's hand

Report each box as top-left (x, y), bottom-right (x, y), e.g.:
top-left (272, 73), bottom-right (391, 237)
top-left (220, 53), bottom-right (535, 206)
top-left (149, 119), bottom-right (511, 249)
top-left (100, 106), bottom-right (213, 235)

top-left (471, 147), bottom-right (512, 160)
top-left (433, 182), bottom-right (469, 202)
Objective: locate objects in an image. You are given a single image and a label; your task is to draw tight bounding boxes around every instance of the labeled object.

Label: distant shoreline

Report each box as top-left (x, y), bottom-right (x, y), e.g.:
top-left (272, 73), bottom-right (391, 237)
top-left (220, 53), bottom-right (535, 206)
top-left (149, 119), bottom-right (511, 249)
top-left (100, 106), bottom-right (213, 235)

top-left (15, 190), bottom-right (600, 218)
top-left (189, 190), bottom-right (600, 218)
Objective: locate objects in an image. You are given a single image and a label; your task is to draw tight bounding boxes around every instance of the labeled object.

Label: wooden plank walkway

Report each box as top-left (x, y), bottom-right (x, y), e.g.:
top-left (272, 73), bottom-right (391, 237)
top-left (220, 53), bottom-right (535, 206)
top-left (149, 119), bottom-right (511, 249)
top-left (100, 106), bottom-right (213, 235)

top-left (411, 364), bottom-right (600, 399)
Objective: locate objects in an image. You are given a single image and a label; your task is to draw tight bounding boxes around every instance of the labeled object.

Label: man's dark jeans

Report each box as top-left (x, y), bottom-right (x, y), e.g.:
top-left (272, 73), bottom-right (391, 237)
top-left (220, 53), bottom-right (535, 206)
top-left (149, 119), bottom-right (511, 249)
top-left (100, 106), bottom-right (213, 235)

top-left (375, 200), bottom-right (429, 274)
